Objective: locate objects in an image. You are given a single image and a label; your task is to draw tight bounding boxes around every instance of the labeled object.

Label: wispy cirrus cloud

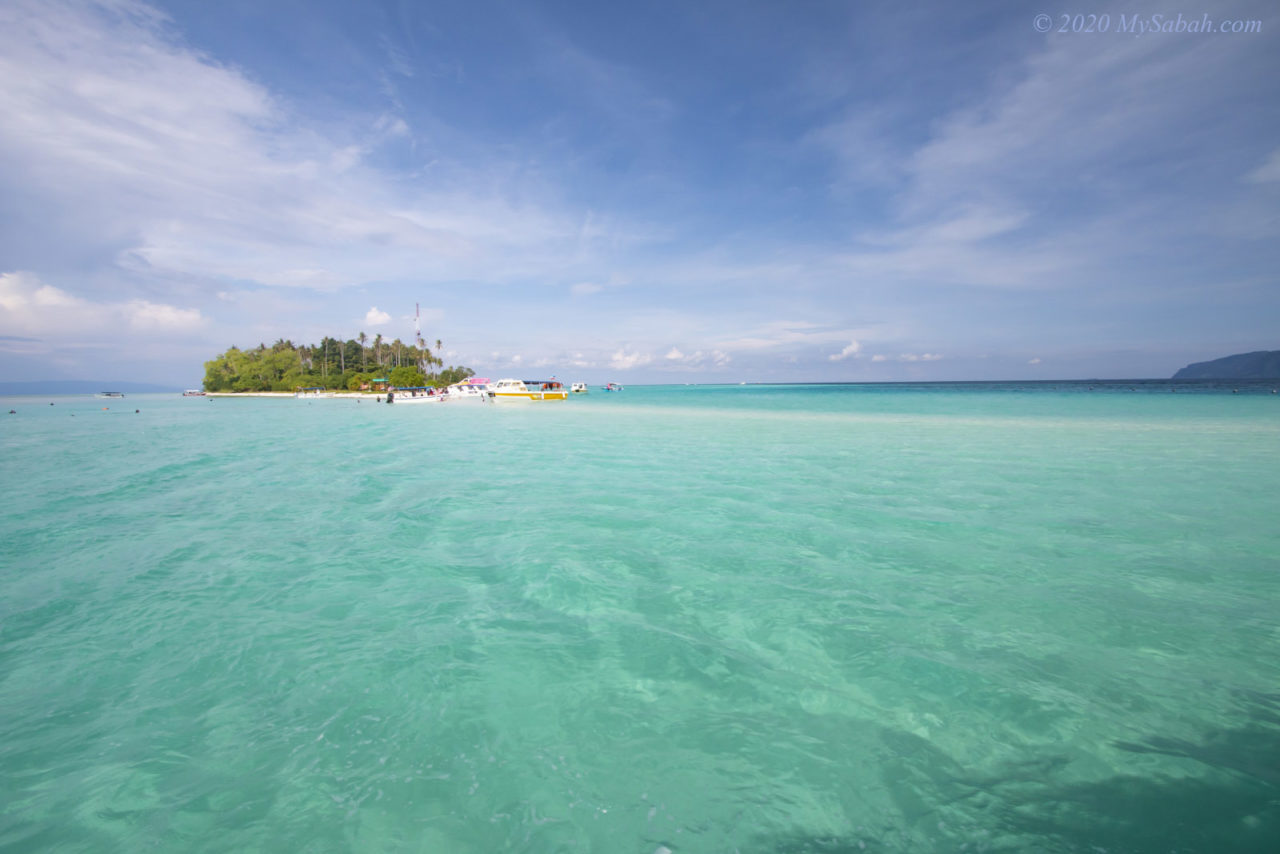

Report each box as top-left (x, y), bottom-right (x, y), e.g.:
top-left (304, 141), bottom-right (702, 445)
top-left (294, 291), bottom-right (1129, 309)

top-left (1248, 148), bottom-right (1280, 184)
top-left (815, 2), bottom-right (1278, 298)
top-left (0, 0), bottom-right (644, 300)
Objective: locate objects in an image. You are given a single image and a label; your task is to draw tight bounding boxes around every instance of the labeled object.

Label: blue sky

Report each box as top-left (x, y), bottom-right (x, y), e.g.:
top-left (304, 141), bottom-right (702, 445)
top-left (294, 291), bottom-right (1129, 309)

top-left (1, 0), bottom-right (1276, 385)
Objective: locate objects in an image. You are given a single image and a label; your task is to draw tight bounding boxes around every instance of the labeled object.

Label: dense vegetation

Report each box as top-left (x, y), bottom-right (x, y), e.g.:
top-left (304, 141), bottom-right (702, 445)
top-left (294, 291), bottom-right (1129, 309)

top-left (202, 334), bottom-right (474, 392)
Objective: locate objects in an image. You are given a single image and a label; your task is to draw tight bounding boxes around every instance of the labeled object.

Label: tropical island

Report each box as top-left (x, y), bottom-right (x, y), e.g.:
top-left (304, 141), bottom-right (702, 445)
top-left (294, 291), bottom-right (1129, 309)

top-left (202, 334), bottom-right (475, 393)
top-left (1171, 350), bottom-right (1280, 380)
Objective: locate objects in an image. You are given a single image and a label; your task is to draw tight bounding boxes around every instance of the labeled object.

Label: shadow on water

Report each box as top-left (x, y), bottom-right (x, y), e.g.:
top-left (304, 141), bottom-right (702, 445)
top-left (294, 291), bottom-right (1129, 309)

top-left (750, 718), bottom-right (1280, 854)
top-left (989, 716), bottom-right (1280, 854)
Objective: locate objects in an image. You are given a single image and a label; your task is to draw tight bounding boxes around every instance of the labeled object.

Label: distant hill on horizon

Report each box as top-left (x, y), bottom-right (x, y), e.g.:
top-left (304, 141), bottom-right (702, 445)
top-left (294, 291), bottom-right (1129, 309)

top-left (1172, 350), bottom-right (1280, 380)
top-left (0, 380), bottom-right (181, 395)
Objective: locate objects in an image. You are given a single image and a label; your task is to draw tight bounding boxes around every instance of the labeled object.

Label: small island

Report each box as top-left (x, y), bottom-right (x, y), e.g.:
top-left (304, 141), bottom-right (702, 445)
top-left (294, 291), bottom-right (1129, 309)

top-left (1171, 350), bottom-right (1280, 380)
top-left (202, 334), bottom-right (474, 393)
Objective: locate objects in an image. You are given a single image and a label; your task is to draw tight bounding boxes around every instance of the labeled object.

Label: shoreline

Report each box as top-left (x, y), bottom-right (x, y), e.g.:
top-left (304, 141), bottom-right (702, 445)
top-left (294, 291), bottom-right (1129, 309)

top-left (205, 392), bottom-right (381, 399)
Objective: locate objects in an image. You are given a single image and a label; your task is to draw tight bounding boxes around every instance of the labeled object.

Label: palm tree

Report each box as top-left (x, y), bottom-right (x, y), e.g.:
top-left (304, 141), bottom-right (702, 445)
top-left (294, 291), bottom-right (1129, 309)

top-left (358, 332), bottom-right (367, 371)
top-left (374, 333), bottom-right (383, 368)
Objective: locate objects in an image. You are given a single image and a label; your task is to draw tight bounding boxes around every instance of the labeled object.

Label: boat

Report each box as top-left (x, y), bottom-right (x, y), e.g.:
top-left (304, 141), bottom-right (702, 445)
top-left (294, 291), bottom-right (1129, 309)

top-left (490, 378), bottom-right (568, 402)
top-left (385, 386), bottom-right (446, 404)
top-left (97, 391), bottom-right (125, 398)
top-left (295, 387), bottom-right (335, 398)
top-left (602, 382), bottom-right (623, 392)
top-left (182, 389), bottom-right (205, 396)
top-left (570, 382), bottom-right (588, 394)
top-left (443, 379), bottom-right (493, 403)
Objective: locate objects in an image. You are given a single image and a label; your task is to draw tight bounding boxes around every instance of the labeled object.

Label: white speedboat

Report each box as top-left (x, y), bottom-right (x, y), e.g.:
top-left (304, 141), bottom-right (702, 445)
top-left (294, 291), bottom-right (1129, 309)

top-left (386, 386), bottom-right (446, 404)
top-left (602, 382), bottom-right (623, 392)
top-left (570, 382), bottom-right (588, 394)
top-left (490, 378), bottom-right (568, 402)
top-left (182, 389), bottom-right (205, 396)
top-left (443, 380), bottom-right (493, 403)
top-left (295, 387), bottom-right (335, 398)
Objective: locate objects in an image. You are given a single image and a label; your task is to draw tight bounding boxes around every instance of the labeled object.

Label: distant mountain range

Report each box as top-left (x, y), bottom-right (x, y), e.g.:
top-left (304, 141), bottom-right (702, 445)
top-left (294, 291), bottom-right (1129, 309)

top-left (1172, 350), bottom-right (1280, 380)
top-left (0, 380), bottom-right (181, 395)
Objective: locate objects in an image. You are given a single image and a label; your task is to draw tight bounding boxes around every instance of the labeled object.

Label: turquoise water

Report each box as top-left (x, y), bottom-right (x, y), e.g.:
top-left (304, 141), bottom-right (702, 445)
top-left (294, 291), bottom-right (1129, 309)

top-left (2, 383), bottom-right (1278, 853)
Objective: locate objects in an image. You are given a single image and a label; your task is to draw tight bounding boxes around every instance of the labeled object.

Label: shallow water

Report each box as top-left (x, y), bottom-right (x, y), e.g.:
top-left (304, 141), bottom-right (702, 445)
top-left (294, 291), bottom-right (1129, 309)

top-left (2, 383), bottom-right (1279, 852)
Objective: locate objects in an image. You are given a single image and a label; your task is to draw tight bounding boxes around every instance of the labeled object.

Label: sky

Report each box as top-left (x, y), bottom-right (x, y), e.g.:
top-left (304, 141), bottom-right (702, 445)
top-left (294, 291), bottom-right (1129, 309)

top-left (0, 0), bottom-right (1277, 385)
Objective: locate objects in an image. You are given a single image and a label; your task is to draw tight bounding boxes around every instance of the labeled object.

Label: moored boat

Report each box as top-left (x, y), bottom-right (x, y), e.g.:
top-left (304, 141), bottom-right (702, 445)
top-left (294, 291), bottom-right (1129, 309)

top-left (602, 382), bottom-right (623, 392)
top-left (295, 387), bottom-right (335, 398)
top-left (97, 391), bottom-right (125, 398)
top-left (490, 378), bottom-right (568, 402)
top-left (443, 379), bottom-right (493, 403)
top-left (385, 386), bottom-right (446, 404)
top-left (570, 382), bottom-right (588, 394)
top-left (182, 389), bottom-right (206, 396)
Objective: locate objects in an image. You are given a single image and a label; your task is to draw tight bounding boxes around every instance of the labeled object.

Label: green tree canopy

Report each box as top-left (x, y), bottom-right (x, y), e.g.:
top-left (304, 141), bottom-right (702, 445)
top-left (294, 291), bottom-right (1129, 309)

top-left (201, 335), bottom-right (471, 392)
top-left (387, 365), bottom-right (426, 387)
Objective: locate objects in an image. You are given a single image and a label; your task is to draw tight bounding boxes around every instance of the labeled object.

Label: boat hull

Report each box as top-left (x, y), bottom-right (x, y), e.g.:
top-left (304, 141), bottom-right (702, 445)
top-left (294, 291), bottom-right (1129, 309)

top-left (491, 391), bottom-right (568, 402)
top-left (387, 394), bottom-right (445, 404)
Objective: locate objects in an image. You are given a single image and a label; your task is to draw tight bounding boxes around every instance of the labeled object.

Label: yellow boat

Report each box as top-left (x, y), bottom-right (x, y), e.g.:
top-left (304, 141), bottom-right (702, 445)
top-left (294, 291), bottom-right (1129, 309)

top-left (490, 378), bottom-right (568, 402)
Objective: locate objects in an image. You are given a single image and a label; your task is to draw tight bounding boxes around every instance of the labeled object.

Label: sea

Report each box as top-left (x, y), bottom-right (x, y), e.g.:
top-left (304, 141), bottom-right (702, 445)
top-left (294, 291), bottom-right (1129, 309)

top-left (2, 381), bottom-right (1278, 853)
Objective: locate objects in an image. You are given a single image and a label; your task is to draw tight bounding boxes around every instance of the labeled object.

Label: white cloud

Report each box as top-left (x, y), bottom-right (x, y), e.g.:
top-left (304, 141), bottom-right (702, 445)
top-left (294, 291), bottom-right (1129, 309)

top-left (571, 281), bottom-right (603, 296)
top-left (813, 15), bottom-right (1278, 296)
top-left (718, 320), bottom-right (874, 354)
top-left (126, 300), bottom-right (203, 330)
top-left (1, 269), bottom-right (203, 338)
top-left (692, 349), bottom-right (731, 368)
top-left (0, 0), bottom-right (648, 303)
top-left (1028, 357), bottom-right (1042, 365)
top-left (654, 347), bottom-right (732, 370)
top-left (609, 349), bottom-right (652, 370)
top-left (1248, 148), bottom-right (1280, 183)
top-left (828, 340), bottom-right (861, 361)
top-left (0, 271), bottom-right (81, 315)
top-left (365, 307), bottom-right (391, 326)
top-left (868, 352), bottom-right (941, 363)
